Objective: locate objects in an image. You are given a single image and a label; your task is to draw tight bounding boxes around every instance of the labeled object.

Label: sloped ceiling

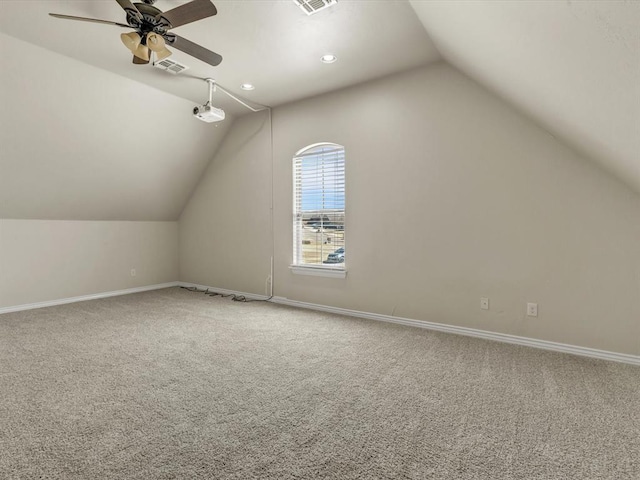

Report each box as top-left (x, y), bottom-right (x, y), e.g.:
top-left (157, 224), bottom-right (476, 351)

top-left (1, 0), bottom-right (637, 224)
top-left (0, 0), bottom-right (440, 221)
top-left (0, 0), bottom-right (440, 116)
top-left (0, 33), bottom-right (231, 221)
top-left (409, 0), bottom-right (640, 193)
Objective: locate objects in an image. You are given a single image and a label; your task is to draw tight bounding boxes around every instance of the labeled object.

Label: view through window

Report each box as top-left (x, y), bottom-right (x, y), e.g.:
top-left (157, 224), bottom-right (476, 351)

top-left (293, 144), bottom-right (345, 268)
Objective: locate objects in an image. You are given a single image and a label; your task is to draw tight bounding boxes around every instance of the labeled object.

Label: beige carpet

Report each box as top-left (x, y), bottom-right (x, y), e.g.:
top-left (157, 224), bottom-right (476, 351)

top-left (0, 287), bottom-right (638, 479)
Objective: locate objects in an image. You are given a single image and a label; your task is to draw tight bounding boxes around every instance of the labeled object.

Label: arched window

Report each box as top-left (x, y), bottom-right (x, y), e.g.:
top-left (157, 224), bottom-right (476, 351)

top-left (292, 143), bottom-right (345, 275)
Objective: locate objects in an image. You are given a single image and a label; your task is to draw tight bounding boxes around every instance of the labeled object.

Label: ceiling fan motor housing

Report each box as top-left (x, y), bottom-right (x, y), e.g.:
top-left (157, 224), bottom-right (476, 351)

top-left (128, 2), bottom-right (169, 41)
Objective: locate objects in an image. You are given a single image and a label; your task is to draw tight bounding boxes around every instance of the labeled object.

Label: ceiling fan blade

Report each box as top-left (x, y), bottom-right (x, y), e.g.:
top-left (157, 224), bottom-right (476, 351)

top-left (49, 13), bottom-right (130, 28)
top-left (157, 0), bottom-right (217, 29)
top-left (166, 34), bottom-right (222, 67)
top-left (115, 0), bottom-right (141, 21)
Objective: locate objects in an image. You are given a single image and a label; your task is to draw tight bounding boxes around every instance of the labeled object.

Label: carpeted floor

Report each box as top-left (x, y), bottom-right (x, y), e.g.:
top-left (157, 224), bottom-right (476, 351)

top-left (0, 288), bottom-right (638, 479)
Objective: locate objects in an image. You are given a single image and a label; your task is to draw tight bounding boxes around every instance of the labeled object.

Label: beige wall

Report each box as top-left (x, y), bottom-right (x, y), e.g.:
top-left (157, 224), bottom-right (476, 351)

top-left (0, 33), bottom-right (231, 221)
top-left (179, 112), bottom-right (273, 295)
top-left (179, 63), bottom-right (640, 355)
top-left (0, 220), bottom-right (178, 308)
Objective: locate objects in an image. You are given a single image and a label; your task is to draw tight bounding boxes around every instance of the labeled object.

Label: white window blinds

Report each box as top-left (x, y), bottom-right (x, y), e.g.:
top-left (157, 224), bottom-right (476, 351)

top-left (293, 144), bottom-right (345, 268)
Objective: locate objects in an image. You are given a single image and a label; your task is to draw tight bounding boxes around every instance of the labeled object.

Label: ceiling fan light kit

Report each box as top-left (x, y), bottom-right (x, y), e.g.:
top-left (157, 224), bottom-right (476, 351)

top-left (50, 0), bottom-right (222, 66)
top-left (120, 31), bottom-right (141, 51)
top-left (133, 44), bottom-right (150, 62)
top-left (146, 32), bottom-right (164, 51)
top-left (50, 0), bottom-right (269, 124)
top-left (146, 32), bottom-right (172, 61)
top-left (154, 47), bottom-right (173, 62)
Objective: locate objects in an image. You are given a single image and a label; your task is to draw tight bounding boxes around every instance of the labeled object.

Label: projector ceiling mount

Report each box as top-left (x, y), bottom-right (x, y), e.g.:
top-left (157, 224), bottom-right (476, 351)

top-left (49, 0), bottom-right (222, 67)
top-left (193, 78), bottom-right (270, 123)
top-left (193, 78), bottom-right (226, 123)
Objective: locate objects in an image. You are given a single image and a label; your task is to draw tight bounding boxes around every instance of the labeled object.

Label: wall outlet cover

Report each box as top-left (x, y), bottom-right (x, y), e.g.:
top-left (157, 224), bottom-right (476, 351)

top-left (481, 297), bottom-right (489, 310)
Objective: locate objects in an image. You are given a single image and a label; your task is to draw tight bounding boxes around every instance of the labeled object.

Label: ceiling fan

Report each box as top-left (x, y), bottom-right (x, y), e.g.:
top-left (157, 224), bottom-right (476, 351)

top-left (49, 0), bottom-right (222, 67)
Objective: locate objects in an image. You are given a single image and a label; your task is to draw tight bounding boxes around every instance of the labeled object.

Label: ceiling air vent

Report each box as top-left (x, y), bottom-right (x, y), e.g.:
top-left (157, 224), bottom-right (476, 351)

top-left (293, 0), bottom-right (337, 16)
top-left (153, 58), bottom-right (189, 75)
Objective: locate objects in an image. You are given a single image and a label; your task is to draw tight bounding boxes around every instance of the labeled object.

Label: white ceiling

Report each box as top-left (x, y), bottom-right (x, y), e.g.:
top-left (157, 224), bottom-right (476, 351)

top-left (0, 0), bottom-right (637, 223)
top-left (410, 0), bottom-right (640, 193)
top-left (0, 0), bottom-right (440, 115)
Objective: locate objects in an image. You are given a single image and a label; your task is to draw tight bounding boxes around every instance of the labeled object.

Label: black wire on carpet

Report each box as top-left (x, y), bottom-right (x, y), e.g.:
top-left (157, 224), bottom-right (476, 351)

top-left (180, 286), bottom-right (273, 303)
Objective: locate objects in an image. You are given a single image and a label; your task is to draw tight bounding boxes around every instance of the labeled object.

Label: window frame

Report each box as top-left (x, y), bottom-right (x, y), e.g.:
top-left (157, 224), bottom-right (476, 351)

top-left (290, 143), bottom-right (346, 278)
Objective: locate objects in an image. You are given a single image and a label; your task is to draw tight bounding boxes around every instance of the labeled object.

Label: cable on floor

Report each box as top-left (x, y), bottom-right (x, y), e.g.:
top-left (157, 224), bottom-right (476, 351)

top-left (180, 286), bottom-right (273, 302)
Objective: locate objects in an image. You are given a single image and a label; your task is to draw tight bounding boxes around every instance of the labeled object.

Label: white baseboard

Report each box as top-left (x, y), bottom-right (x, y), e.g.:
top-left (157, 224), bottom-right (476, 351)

top-left (2, 281), bottom-right (637, 366)
top-left (268, 296), bottom-right (640, 366)
top-left (0, 282), bottom-right (180, 315)
top-left (175, 283), bottom-right (638, 365)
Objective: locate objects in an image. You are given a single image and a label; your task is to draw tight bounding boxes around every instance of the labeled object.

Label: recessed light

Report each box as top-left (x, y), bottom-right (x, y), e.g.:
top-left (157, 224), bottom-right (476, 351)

top-left (240, 83), bottom-right (255, 91)
top-left (321, 54), bottom-right (337, 64)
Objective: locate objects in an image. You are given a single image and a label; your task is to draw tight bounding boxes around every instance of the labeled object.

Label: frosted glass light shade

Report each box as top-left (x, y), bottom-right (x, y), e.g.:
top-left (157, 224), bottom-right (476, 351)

top-left (120, 32), bottom-right (141, 52)
top-left (133, 44), bottom-right (150, 61)
top-left (146, 33), bottom-right (166, 52)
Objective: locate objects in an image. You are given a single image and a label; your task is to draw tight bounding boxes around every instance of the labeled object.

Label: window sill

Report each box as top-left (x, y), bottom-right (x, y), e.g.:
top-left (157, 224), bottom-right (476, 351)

top-left (289, 265), bottom-right (347, 278)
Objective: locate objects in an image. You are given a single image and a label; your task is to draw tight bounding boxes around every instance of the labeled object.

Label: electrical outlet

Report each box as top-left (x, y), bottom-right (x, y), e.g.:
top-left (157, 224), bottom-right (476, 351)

top-left (480, 297), bottom-right (489, 310)
top-left (527, 303), bottom-right (538, 317)
top-left (130, 269), bottom-right (136, 277)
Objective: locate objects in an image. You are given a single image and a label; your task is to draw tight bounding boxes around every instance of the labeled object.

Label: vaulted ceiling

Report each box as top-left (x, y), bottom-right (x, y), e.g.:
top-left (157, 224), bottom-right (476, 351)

top-left (0, 0), bottom-right (441, 221)
top-left (0, 33), bottom-right (231, 221)
top-left (410, 0), bottom-right (640, 193)
top-left (0, 0), bottom-right (439, 115)
top-left (0, 1), bottom-right (637, 222)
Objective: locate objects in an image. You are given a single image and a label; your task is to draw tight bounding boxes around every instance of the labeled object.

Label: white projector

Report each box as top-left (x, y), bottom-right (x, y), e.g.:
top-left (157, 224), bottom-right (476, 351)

top-left (193, 104), bottom-right (226, 123)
